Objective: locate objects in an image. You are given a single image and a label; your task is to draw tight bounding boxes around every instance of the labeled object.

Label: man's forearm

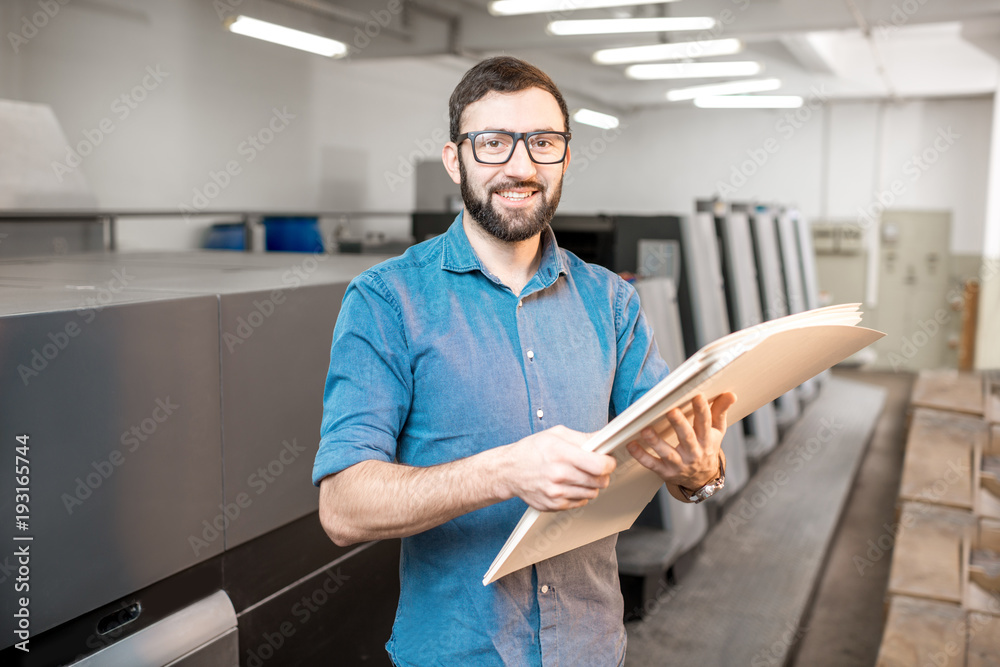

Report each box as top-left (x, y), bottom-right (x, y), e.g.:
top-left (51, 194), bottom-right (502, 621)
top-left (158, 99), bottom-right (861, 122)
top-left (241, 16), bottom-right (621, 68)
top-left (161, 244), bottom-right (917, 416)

top-left (319, 447), bottom-right (511, 547)
top-left (319, 425), bottom-right (617, 546)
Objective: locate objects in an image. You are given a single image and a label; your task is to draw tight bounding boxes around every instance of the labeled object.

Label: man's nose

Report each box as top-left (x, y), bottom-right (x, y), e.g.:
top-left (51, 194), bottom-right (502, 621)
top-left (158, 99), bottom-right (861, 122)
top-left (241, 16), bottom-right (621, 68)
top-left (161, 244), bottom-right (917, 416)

top-left (502, 138), bottom-right (537, 180)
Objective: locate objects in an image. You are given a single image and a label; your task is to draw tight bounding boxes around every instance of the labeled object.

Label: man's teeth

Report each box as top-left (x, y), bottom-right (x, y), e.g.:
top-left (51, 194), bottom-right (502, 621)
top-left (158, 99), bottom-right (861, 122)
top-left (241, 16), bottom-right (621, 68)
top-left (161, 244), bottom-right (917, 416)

top-left (497, 191), bottom-right (532, 200)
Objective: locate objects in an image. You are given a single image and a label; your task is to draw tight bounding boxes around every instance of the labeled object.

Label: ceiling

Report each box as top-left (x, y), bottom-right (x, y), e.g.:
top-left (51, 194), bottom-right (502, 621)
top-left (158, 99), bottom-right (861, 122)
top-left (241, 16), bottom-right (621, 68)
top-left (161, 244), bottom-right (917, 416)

top-left (264, 0), bottom-right (1000, 112)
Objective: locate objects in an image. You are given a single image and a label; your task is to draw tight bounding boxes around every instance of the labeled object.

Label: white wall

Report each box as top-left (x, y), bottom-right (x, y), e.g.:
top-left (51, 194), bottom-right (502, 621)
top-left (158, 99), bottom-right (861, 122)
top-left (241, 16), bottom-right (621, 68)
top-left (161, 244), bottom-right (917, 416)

top-left (0, 0), bottom-right (992, 258)
top-left (559, 96), bottom-right (991, 256)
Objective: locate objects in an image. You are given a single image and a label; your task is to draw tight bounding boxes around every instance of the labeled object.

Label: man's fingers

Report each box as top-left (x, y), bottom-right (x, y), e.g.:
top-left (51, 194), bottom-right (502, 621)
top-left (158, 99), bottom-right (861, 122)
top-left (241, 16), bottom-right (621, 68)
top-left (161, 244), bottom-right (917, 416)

top-left (571, 450), bottom-right (616, 477)
top-left (691, 394), bottom-right (711, 443)
top-left (665, 408), bottom-right (696, 452)
top-left (629, 438), bottom-right (685, 473)
top-left (711, 392), bottom-right (737, 431)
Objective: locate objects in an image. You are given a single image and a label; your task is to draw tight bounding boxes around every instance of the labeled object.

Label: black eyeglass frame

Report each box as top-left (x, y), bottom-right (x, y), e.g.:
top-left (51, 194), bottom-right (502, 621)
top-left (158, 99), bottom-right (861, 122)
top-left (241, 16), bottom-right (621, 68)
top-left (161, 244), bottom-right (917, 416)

top-left (456, 130), bottom-right (572, 165)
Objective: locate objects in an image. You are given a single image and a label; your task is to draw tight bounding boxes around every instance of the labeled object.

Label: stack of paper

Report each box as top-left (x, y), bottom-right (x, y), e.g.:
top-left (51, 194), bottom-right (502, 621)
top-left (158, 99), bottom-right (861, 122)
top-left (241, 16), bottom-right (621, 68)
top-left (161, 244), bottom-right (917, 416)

top-left (484, 303), bottom-right (884, 584)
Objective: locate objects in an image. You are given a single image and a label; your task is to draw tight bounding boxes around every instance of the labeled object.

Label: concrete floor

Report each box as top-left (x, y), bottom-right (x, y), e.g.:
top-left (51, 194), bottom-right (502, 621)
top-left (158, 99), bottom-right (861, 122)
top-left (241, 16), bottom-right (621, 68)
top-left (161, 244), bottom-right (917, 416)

top-left (789, 369), bottom-right (914, 666)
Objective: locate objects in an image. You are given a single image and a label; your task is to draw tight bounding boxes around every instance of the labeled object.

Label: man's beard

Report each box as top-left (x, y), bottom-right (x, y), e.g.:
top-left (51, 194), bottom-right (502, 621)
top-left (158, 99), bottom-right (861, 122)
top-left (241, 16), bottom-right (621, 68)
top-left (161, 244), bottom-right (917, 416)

top-left (458, 155), bottom-right (563, 243)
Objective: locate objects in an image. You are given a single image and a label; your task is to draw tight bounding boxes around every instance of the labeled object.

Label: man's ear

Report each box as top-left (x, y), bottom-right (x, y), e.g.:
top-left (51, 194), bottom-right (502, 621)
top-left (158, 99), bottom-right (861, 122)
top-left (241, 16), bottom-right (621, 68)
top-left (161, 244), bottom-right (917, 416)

top-left (562, 144), bottom-right (571, 174)
top-left (442, 142), bottom-right (462, 185)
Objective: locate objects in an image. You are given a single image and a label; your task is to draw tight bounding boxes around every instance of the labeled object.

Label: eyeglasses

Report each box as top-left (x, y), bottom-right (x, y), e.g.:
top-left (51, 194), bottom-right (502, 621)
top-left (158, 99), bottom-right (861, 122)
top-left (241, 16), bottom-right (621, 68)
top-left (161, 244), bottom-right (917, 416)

top-left (457, 131), bottom-right (572, 165)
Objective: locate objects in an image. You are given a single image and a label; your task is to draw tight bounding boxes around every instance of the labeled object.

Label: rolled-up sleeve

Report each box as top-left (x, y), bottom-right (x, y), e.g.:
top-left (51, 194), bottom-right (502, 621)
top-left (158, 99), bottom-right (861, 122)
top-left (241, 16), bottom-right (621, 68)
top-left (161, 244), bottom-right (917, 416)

top-left (312, 272), bottom-right (413, 486)
top-left (609, 277), bottom-right (670, 418)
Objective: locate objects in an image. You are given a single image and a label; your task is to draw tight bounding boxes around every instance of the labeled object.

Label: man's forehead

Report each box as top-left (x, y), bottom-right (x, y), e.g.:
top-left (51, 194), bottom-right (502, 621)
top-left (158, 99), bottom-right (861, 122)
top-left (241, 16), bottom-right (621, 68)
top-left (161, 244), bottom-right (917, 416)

top-left (460, 87), bottom-right (565, 130)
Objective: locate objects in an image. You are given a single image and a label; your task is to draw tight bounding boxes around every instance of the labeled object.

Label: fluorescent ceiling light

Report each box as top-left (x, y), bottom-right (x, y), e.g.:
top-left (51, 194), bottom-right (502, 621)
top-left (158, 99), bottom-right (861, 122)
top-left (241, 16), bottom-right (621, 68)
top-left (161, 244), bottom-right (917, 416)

top-left (226, 15), bottom-right (348, 58)
top-left (548, 17), bottom-right (716, 35)
top-left (594, 38), bottom-right (742, 65)
top-left (490, 0), bottom-right (678, 17)
top-left (572, 108), bottom-right (620, 129)
top-left (666, 78), bottom-right (782, 101)
top-left (694, 95), bottom-right (804, 108)
top-left (626, 61), bottom-right (763, 79)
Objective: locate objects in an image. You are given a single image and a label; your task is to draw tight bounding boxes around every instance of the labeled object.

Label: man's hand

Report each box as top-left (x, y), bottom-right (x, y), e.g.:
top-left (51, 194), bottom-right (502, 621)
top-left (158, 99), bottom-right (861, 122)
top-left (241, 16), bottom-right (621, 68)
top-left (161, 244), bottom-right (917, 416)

top-left (625, 392), bottom-right (737, 493)
top-left (500, 425), bottom-right (617, 512)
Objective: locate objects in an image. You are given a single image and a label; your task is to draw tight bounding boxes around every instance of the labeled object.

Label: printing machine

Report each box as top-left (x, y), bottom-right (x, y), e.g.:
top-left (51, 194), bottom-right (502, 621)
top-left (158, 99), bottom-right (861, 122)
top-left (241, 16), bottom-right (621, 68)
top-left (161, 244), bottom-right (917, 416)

top-left (703, 200), bottom-right (780, 461)
top-left (0, 252), bottom-right (400, 666)
top-left (620, 276), bottom-right (710, 607)
top-left (777, 207), bottom-right (825, 398)
top-left (747, 205), bottom-right (802, 429)
top-left (621, 214), bottom-right (751, 503)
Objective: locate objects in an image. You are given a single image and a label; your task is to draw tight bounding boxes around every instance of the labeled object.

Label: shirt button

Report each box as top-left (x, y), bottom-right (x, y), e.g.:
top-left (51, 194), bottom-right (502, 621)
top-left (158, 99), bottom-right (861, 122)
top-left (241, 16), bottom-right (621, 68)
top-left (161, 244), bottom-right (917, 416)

top-left (541, 585), bottom-right (549, 594)
top-left (518, 300), bottom-right (523, 308)
top-left (536, 409), bottom-right (544, 419)
top-left (527, 350), bottom-right (534, 360)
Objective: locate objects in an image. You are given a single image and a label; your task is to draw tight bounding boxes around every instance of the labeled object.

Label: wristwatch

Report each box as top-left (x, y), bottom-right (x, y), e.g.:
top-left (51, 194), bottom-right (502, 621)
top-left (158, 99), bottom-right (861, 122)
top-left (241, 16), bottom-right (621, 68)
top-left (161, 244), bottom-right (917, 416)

top-left (679, 454), bottom-right (726, 504)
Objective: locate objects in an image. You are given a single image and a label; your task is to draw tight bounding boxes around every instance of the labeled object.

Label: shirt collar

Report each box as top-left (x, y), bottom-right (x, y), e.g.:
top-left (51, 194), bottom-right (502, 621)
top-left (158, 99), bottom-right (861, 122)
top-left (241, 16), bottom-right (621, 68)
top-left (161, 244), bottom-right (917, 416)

top-left (441, 211), bottom-right (567, 287)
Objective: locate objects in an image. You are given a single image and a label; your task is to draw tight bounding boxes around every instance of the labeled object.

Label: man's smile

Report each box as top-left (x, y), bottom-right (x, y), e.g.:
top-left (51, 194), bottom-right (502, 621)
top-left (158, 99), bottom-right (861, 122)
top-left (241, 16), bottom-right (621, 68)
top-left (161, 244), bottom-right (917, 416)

top-left (492, 183), bottom-right (543, 206)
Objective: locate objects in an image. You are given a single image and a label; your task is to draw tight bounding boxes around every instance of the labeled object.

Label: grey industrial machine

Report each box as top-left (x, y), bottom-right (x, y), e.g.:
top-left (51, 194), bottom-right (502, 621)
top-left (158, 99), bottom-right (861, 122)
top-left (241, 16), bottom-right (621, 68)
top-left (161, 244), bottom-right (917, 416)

top-left (747, 205), bottom-right (801, 428)
top-left (603, 215), bottom-right (751, 504)
top-left (703, 200), bottom-right (779, 461)
top-left (793, 209), bottom-right (822, 312)
top-left (0, 252), bottom-right (400, 666)
top-left (629, 275), bottom-right (709, 550)
top-left (775, 208), bottom-right (819, 402)
top-left (674, 213), bottom-right (750, 501)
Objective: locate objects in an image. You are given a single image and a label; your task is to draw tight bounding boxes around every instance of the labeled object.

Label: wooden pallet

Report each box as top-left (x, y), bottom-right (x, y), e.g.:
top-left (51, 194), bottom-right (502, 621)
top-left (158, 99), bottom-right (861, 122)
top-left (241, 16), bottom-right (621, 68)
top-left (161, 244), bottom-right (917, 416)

top-left (878, 596), bottom-right (1000, 667)
top-left (887, 502), bottom-right (978, 605)
top-left (963, 519), bottom-right (1000, 617)
top-left (977, 426), bottom-right (1000, 520)
top-left (911, 369), bottom-right (985, 416)
top-left (877, 596), bottom-right (967, 667)
top-left (899, 408), bottom-right (985, 511)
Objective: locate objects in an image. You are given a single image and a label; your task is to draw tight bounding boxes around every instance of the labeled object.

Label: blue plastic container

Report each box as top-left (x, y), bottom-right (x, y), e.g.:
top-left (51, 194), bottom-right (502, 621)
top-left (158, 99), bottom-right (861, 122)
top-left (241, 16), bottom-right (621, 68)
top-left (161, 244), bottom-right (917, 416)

top-left (203, 223), bottom-right (246, 251)
top-left (263, 217), bottom-right (323, 253)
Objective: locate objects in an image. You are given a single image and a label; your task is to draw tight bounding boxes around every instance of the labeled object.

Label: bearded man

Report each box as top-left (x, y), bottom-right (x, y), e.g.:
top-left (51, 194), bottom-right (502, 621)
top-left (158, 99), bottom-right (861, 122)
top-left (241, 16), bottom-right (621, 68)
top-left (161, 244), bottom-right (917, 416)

top-left (312, 56), bottom-right (733, 667)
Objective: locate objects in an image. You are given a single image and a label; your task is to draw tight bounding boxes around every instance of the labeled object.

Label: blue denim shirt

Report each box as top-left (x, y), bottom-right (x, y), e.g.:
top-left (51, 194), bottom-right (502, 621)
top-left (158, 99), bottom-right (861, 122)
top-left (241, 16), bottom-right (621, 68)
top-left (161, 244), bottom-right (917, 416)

top-left (313, 214), bottom-right (669, 666)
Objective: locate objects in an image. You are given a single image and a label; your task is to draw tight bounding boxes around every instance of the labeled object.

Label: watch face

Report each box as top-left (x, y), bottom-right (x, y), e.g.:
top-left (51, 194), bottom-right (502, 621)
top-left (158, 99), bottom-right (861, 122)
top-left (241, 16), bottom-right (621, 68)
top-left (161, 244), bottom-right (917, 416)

top-left (692, 477), bottom-right (724, 503)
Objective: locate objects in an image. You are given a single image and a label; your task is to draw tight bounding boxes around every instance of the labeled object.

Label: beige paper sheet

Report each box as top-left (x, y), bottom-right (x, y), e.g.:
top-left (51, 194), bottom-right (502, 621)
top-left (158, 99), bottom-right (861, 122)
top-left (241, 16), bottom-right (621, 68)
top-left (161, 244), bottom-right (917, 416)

top-left (484, 306), bottom-right (884, 584)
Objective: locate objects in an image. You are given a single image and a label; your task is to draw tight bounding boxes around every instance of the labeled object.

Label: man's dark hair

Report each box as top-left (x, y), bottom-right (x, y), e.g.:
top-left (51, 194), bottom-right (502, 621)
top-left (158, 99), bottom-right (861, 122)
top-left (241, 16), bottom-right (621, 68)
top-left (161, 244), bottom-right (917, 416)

top-left (449, 56), bottom-right (570, 143)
